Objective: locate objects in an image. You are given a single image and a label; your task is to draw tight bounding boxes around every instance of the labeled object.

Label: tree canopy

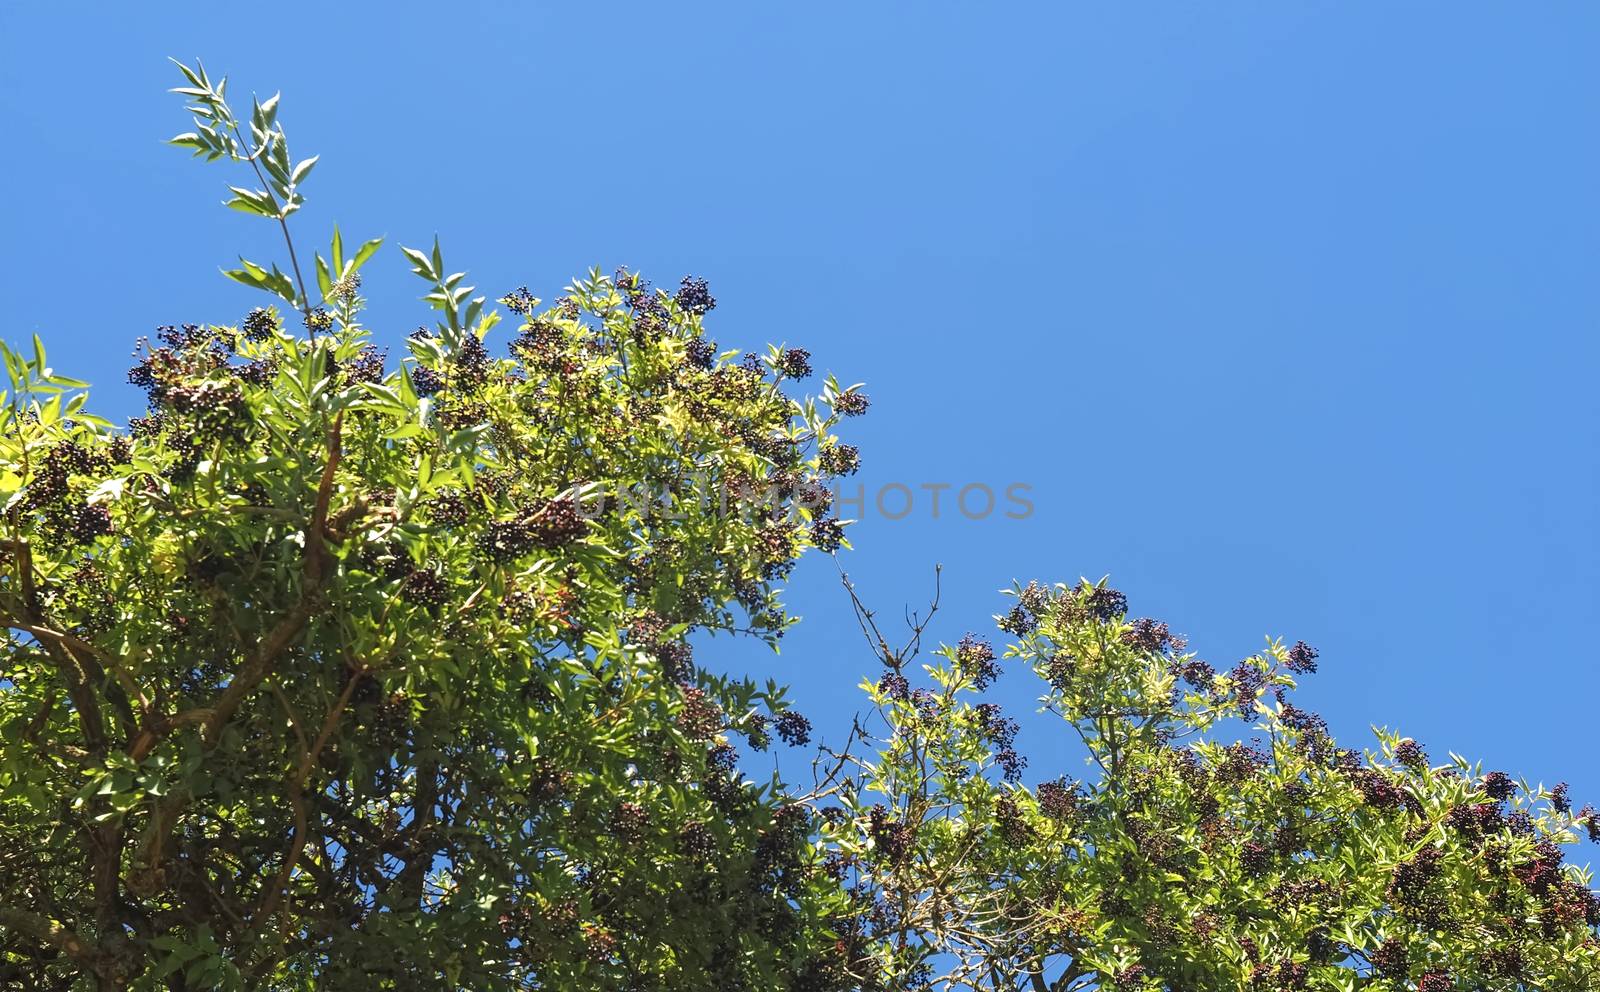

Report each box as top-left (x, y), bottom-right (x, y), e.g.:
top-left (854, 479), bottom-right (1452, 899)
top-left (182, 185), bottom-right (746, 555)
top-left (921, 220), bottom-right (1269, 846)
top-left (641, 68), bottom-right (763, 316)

top-left (1, 61), bottom-right (1596, 992)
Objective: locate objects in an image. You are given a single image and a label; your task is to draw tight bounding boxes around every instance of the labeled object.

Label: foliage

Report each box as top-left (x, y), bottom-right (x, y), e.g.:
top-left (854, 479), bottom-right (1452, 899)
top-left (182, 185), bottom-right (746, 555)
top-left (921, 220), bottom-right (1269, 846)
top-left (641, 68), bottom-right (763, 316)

top-left (816, 577), bottom-right (1600, 990)
top-left (0, 61), bottom-right (865, 991)
top-left (4, 58), bottom-right (1598, 992)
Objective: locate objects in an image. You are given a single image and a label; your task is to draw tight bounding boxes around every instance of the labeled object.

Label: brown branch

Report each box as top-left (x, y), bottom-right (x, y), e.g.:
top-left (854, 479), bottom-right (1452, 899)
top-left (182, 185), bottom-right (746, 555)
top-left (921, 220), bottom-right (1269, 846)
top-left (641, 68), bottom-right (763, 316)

top-left (0, 905), bottom-right (103, 969)
top-left (256, 658), bottom-right (362, 925)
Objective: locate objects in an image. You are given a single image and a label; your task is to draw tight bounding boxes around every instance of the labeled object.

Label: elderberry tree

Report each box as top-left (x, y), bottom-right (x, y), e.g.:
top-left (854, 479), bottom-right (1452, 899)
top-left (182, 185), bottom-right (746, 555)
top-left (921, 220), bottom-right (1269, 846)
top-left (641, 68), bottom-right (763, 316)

top-left (814, 579), bottom-right (1600, 991)
top-left (0, 61), bottom-right (871, 991)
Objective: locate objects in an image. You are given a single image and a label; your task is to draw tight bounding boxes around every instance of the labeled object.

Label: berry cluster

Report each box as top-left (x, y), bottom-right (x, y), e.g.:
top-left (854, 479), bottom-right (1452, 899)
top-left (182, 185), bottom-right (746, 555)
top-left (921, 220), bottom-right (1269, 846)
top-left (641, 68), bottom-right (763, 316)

top-left (775, 348), bottom-right (811, 380)
top-left (877, 672), bottom-right (910, 701)
top-left (242, 307), bottom-right (277, 341)
top-left (1229, 662), bottom-right (1266, 719)
top-left (1349, 768), bottom-right (1406, 811)
top-left (774, 710), bottom-right (812, 747)
top-left (667, 820), bottom-right (712, 862)
top-left (1240, 841), bottom-right (1271, 877)
top-left (1036, 779), bottom-right (1079, 822)
top-left (1417, 972), bottom-right (1453, 992)
top-left (1482, 770), bottom-right (1516, 800)
top-left (1122, 617), bottom-right (1174, 653)
top-left (833, 390), bottom-right (869, 417)
top-left (426, 489), bottom-right (470, 528)
top-left (675, 276), bottom-right (716, 315)
top-left (955, 634), bottom-right (1001, 690)
top-left (529, 496), bottom-right (589, 548)
top-left (868, 804), bottom-right (913, 862)
top-left (975, 703), bottom-right (1025, 781)
top-left (476, 519), bottom-right (538, 563)
top-left (1394, 738), bottom-right (1428, 770)
top-left (400, 569), bottom-right (448, 608)
top-left (683, 335), bottom-right (717, 370)
top-left (676, 688), bottom-right (723, 740)
top-left (1388, 846), bottom-right (1445, 926)
top-left (1084, 584), bottom-right (1128, 622)
top-left (1368, 938), bottom-right (1408, 977)
top-left (818, 443), bottom-right (860, 477)
top-left (611, 801), bottom-right (650, 843)
top-left (997, 604), bottom-right (1037, 636)
top-left (809, 518), bottom-right (845, 553)
top-left (410, 364), bottom-right (445, 397)
top-left (499, 287), bottom-right (539, 315)
top-left (1113, 964), bottom-right (1146, 991)
top-left (1286, 640), bottom-right (1318, 674)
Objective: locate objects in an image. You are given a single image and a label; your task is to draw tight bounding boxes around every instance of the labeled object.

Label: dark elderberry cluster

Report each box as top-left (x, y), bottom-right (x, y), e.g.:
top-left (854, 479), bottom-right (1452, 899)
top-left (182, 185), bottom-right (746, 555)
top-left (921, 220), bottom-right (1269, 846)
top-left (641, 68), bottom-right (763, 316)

top-left (743, 713), bottom-right (773, 750)
top-left (868, 804), bottom-right (913, 862)
top-left (336, 345), bottom-right (386, 385)
top-left (1113, 964), bottom-right (1146, 991)
top-left (810, 518), bottom-right (846, 553)
top-left (499, 286), bottom-right (539, 315)
top-left (1482, 770), bottom-right (1516, 800)
top-left (675, 276), bottom-right (716, 316)
top-left (776, 347), bottom-right (811, 379)
top-left (955, 634), bottom-right (1001, 690)
top-left (818, 443), bottom-right (860, 477)
top-left (611, 801), bottom-right (650, 843)
top-left (426, 488), bottom-right (470, 528)
top-left (1122, 617), bottom-right (1174, 653)
top-left (1551, 782), bottom-right (1572, 814)
top-left (1368, 938), bottom-right (1408, 977)
top-left (1172, 657), bottom-right (1215, 691)
top-left (1417, 972), bottom-right (1454, 992)
top-left (877, 671), bottom-right (910, 701)
top-left (451, 334), bottom-right (492, 390)
top-left (1445, 801), bottom-right (1504, 841)
top-left (400, 568), bottom-right (448, 608)
top-left (1046, 652), bottom-right (1077, 691)
top-left (833, 390), bottom-right (870, 417)
top-left (683, 335), bottom-right (717, 370)
top-left (1083, 584), bottom-right (1128, 621)
top-left (1388, 846), bottom-right (1445, 927)
top-left (975, 703), bottom-right (1026, 781)
top-left (1286, 640), bottom-right (1319, 674)
top-left (1349, 768), bottom-right (1406, 811)
top-left (1228, 662), bottom-right (1267, 719)
top-left (410, 364), bottom-right (445, 397)
top-left (242, 307), bottom-right (277, 341)
top-left (1395, 738), bottom-right (1428, 770)
top-left (528, 495), bottom-right (588, 548)
top-left (677, 819), bottom-right (714, 859)
top-left (304, 308), bottom-right (334, 334)
top-left (676, 688), bottom-right (724, 740)
top-left (997, 604), bottom-right (1037, 636)
top-left (1036, 779), bottom-right (1079, 822)
top-left (1249, 960), bottom-right (1308, 991)
top-left (477, 519), bottom-right (537, 563)
top-left (1240, 840), bottom-right (1272, 877)
top-left (235, 357), bottom-right (278, 385)
top-left (774, 710), bottom-right (812, 747)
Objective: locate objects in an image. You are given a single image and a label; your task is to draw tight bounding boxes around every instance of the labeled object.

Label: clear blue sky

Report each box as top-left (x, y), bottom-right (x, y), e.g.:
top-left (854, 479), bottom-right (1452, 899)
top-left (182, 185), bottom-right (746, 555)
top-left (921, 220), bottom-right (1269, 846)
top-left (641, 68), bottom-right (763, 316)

top-left (2, 4), bottom-right (1596, 802)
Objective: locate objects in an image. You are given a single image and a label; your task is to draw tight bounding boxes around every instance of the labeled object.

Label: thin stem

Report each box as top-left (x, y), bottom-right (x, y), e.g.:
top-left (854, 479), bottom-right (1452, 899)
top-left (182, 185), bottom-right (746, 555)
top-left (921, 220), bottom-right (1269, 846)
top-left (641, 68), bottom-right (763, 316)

top-left (227, 120), bottom-right (314, 331)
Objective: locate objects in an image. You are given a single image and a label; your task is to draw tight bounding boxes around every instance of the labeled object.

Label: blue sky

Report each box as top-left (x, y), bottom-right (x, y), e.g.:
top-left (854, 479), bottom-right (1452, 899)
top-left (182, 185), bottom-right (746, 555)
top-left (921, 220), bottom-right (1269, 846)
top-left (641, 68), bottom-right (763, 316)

top-left (2, 4), bottom-right (1596, 803)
